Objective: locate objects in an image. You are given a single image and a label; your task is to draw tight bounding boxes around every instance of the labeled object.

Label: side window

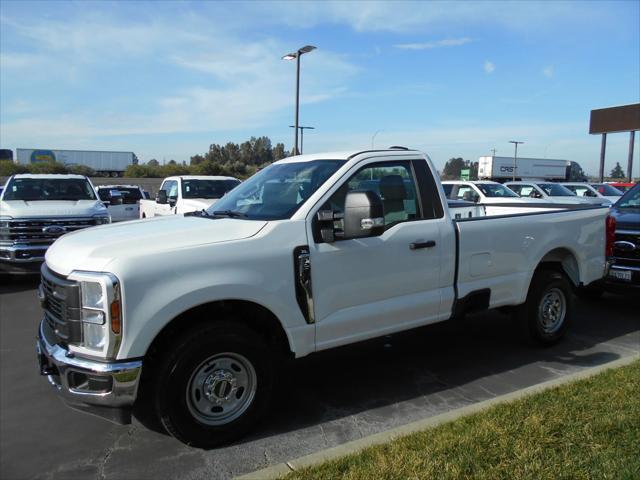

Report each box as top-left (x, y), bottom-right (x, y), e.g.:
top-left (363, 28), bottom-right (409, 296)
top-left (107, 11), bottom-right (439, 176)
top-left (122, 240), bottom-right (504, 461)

top-left (442, 184), bottom-right (453, 198)
top-left (166, 181), bottom-right (179, 198)
top-left (456, 186), bottom-right (476, 202)
top-left (509, 185), bottom-right (523, 195)
top-left (325, 162), bottom-right (421, 229)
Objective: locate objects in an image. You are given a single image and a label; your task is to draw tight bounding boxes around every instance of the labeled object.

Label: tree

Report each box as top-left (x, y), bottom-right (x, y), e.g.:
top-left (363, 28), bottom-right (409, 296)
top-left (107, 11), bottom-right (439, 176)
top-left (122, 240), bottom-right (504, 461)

top-left (190, 154), bottom-right (205, 165)
top-left (273, 143), bottom-right (287, 161)
top-left (442, 157), bottom-right (466, 179)
top-left (610, 162), bottom-right (625, 179)
top-left (147, 159), bottom-right (159, 167)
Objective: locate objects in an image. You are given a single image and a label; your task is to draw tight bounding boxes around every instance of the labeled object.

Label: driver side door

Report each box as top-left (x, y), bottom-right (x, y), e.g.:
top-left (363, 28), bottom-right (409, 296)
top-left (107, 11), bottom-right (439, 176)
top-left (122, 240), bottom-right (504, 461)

top-left (309, 159), bottom-right (447, 351)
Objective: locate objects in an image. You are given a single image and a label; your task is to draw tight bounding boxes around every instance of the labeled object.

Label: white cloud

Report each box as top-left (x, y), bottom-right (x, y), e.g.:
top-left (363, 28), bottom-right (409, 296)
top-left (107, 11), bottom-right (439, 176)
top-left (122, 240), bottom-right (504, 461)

top-left (248, 1), bottom-right (611, 34)
top-left (484, 60), bottom-right (495, 74)
top-left (394, 37), bottom-right (472, 50)
top-left (0, 12), bottom-right (358, 146)
top-left (543, 66), bottom-right (555, 78)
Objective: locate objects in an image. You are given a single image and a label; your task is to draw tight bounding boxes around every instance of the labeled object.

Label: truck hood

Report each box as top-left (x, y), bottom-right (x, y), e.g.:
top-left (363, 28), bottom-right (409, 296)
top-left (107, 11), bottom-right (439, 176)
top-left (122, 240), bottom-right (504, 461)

top-left (610, 207), bottom-right (640, 230)
top-left (181, 198), bottom-right (219, 211)
top-left (0, 199), bottom-right (107, 218)
top-left (45, 215), bottom-right (268, 276)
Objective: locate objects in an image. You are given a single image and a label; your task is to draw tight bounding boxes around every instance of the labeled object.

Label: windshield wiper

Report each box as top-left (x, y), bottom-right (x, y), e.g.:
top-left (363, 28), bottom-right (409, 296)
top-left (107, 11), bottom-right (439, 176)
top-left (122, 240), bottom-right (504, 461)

top-left (211, 210), bottom-right (248, 218)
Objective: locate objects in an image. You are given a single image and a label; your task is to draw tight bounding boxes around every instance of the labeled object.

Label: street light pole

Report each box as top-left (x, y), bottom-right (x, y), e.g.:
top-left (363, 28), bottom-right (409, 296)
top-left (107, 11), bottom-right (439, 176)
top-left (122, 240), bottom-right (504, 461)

top-left (282, 45), bottom-right (316, 155)
top-left (290, 125), bottom-right (315, 154)
top-left (509, 140), bottom-right (524, 181)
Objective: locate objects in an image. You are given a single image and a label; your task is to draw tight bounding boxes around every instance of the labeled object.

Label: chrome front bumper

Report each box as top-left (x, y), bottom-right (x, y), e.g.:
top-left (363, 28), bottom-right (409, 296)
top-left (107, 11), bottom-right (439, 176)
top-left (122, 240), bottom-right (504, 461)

top-left (36, 320), bottom-right (143, 424)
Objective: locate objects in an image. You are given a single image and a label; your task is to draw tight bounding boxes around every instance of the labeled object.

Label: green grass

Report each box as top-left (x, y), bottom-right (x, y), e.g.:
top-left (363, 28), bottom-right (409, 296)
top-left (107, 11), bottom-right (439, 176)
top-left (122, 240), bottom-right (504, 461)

top-left (285, 360), bottom-right (640, 480)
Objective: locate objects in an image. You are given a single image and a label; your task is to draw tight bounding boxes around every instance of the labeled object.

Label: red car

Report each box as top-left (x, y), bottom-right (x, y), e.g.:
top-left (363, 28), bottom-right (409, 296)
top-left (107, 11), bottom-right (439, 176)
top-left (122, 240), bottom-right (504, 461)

top-left (607, 182), bottom-right (636, 193)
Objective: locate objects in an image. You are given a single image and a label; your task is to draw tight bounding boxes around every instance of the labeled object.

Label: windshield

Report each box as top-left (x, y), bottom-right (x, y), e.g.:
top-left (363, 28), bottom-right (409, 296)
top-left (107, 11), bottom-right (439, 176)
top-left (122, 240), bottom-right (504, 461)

top-left (538, 183), bottom-right (576, 196)
top-left (98, 187), bottom-right (143, 204)
top-left (182, 179), bottom-right (241, 199)
top-left (3, 177), bottom-right (96, 201)
top-left (476, 184), bottom-right (519, 198)
top-left (207, 160), bottom-right (345, 220)
top-left (616, 184), bottom-right (640, 209)
top-left (591, 183), bottom-right (623, 196)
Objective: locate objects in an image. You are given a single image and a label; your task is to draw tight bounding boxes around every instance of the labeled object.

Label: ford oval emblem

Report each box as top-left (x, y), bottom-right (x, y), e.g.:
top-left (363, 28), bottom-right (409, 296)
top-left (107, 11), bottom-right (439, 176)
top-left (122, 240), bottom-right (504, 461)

top-left (614, 241), bottom-right (637, 252)
top-left (42, 225), bottom-right (66, 234)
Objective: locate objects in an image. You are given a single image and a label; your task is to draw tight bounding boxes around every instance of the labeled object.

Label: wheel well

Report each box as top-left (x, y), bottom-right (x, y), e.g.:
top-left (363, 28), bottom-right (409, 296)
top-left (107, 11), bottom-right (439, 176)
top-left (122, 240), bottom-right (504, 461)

top-left (144, 300), bottom-right (293, 363)
top-left (537, 248), bottom-right (580, 286)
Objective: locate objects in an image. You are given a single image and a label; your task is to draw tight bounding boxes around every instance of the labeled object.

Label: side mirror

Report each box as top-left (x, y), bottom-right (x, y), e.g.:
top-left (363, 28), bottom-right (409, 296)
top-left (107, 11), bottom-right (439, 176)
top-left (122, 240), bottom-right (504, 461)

top-left (109, 190), bottom-right (123, 206)
top-left (343, 190), bottom-right (384, 239)
top-left (156, 190), bottom-right (168, 204)
top-left (168, 196), bottom-right (177, 207)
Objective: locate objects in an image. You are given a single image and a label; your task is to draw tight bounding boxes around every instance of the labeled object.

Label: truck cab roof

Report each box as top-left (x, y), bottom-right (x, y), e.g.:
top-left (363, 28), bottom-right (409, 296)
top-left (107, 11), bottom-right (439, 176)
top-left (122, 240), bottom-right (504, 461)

top-left (11, 173), bottom-right (89, 180)
top-left (276, 148), bottom-right (422, 164)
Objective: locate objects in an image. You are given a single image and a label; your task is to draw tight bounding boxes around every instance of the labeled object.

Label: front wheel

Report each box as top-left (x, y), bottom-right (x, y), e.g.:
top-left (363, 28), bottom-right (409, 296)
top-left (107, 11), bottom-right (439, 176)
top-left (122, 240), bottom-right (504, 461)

top-left (154, 322), bottom-right (274, 448)
top-left (519, 268), bottom-right (573, 346)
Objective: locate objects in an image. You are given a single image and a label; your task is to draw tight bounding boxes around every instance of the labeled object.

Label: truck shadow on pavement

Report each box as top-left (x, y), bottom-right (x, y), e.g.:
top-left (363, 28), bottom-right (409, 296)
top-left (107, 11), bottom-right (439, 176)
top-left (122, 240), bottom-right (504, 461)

top-left (234, 293), bottom-right (639, 449)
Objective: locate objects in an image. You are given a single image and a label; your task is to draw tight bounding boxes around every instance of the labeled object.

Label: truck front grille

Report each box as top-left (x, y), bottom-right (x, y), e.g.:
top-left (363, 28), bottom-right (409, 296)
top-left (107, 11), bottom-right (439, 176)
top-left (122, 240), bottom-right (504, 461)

top-left (40, 264), bottom-right (82, 346)
top-left (613, 230), bottom-right (640, 264)
top-left (0, 218), bottom-right (98, 247)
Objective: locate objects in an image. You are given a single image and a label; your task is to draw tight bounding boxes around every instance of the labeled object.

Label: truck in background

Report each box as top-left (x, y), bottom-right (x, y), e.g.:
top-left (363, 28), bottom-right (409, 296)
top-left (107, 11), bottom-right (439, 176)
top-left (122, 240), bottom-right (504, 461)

top-left (0, 174), bottom-right (110, 274)
top-left (15, 149), bottom-right (138, 177)
top-left (478, 156), bottom-right (586, 182)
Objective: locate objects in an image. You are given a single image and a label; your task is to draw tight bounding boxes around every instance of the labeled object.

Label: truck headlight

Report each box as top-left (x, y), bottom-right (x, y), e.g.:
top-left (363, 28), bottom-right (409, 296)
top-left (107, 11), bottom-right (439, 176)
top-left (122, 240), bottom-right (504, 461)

top-left (0, 216), bottom-right (12, 245)
top-left (0, 216), bottom-right (12, 229)
top-left (68, 271), bottom-right (122, 359)
top-left (92, 214), bottom-right (111, 225)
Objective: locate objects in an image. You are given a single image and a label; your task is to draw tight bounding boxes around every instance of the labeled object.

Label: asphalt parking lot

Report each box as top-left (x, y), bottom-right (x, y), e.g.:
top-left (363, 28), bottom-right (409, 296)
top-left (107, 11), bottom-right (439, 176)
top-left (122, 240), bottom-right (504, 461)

top-left (1, 277), bottom-right (638, 480)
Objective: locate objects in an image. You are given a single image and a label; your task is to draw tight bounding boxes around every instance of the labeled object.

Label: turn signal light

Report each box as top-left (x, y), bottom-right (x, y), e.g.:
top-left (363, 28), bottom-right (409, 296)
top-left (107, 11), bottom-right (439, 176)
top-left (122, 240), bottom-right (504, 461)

top-left (110, 300), bottom-right (121, 334)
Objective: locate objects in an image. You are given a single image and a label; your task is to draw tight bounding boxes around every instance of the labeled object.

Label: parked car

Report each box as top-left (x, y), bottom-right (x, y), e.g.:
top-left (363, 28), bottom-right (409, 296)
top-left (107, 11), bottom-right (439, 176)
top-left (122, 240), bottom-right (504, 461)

top-left (604, 183), bottom-right (640, 291)
top-left (139, 175), bottom-right (241, 218)
top-left (36, 149), bottom-right (610, 447)
top-left (442, 180), bottom-right (546, 215)
top-left (590, 183), bottom-right (624, 200)
top-left (0, 174), bottom-right (110, 274)
top-left (96, 185), bottom-right (146, 222)
top-left (560, 183), bottom-right (614, 205)
top-left (607, 182), bottom-right (635, 193)
top-left (505, 181), bottom-right (591, 205)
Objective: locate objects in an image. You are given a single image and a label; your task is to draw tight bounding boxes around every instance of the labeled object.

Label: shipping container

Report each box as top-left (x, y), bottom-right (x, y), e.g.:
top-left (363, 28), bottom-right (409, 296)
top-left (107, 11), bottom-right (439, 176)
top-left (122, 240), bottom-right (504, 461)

top-left (477, 156), bottom-right (586, 182)
top-left (15, 148), bottom-right (137, 176)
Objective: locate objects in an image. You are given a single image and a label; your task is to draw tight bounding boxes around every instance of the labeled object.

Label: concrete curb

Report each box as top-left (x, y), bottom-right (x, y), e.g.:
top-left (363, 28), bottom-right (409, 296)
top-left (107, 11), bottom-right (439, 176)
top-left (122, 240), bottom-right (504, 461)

top-left (236, 354), bottom-right (639, 480)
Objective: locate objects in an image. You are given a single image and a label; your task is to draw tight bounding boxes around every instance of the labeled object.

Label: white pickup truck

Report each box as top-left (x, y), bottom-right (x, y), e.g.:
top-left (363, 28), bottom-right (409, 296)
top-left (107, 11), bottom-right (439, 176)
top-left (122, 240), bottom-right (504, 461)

top-left (35, 149), bottom-right (611, 447)
top-left (96, 185), bottom-right (146, 222)
top-left (0, 174), bottom-right (110, 274)
top-left (139, 175), bottom-right (240, 218)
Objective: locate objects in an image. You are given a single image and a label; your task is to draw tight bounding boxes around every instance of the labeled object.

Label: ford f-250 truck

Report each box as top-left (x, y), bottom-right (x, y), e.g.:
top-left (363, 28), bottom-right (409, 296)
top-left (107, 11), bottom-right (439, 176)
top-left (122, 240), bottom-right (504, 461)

top-left (0, 174), bottom-right (110, 274)
top-left (139, 175), bottom-right (241, 218)
top-left (35, 149), bottom-right (611, 447)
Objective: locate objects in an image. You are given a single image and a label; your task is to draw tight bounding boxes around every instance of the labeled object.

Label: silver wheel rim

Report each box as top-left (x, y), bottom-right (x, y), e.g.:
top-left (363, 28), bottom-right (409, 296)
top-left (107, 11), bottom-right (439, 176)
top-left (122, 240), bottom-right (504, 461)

top-left (537, 287), bottom-right (566, 334)
top-left (186, 352), bottom-right (257, 426)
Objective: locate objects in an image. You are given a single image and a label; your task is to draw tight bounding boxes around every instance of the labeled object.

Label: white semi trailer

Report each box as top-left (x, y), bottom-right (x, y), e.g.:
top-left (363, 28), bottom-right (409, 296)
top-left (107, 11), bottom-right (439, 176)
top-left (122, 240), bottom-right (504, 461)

top-left (15, 149), bottom-right (138, 177)
top-left (478, 156), bottom-right (586, 182)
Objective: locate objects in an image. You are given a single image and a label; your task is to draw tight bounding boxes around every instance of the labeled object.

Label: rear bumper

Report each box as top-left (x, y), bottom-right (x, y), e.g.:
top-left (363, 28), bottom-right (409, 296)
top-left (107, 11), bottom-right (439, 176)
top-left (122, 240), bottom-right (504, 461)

top-left (36, 320), bottom-right (143, 424)
top-left (602, 263), bottom-right (640, 291)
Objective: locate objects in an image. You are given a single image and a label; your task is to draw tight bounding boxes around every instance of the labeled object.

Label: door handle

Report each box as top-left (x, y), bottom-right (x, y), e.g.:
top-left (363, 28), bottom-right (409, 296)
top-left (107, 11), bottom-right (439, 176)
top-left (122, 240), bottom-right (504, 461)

top-left (410, 240), bottom-right (436, 250)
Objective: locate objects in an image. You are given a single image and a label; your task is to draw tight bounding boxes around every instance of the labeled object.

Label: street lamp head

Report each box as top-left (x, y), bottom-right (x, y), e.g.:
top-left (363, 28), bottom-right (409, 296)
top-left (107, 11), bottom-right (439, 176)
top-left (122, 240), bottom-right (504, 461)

top-left (299, 45), bottom-right (316, 54)
top-left (282, 46), bottom-right (317, 61)
top-left (282, 53), bottom-right (297, 60)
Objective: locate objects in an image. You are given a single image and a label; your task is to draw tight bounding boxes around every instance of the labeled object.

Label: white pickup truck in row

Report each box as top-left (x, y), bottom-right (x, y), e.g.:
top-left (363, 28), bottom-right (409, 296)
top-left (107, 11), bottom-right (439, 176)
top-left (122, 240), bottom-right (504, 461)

top-left (35, 148), bottom-right (612, 447)
top-left (139, 175), bottom-right (240, 218)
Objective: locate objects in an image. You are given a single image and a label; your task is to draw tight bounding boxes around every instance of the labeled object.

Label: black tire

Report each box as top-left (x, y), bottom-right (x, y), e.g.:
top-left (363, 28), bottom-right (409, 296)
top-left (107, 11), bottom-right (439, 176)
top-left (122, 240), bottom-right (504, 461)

top-left (153, 321), bottom-right (274, 448)
top-left (518, 268), bottom-right (573, 346)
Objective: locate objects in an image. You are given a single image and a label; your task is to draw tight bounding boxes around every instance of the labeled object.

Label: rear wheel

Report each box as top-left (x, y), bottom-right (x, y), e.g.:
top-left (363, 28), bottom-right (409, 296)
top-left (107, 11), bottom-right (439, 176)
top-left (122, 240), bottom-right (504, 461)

top-left (153, 322), bottom-right (274, 448)
top-left (519, 268), bottom-right (573, 346)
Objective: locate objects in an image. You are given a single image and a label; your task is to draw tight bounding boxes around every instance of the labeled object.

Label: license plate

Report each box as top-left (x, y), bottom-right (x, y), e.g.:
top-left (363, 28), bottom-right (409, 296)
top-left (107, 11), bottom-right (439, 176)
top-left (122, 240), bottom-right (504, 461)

top-left (608, 269), bottom-right (632, 282)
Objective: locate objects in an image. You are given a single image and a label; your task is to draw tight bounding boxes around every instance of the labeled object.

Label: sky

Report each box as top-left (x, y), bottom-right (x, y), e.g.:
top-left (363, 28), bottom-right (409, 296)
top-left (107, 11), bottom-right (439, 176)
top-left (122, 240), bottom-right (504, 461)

top-left (1, 0), bottom-right (639, 176)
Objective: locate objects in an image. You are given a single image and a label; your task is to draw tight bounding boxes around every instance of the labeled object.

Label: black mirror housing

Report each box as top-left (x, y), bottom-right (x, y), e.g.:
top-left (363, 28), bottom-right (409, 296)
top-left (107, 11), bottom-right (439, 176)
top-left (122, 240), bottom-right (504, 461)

top-left (156, 190), bottom-right (168, 204)
top-left (343, 190), bottom-right (384, 239)
top-left (109, 190), bottom-right (123, 206)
